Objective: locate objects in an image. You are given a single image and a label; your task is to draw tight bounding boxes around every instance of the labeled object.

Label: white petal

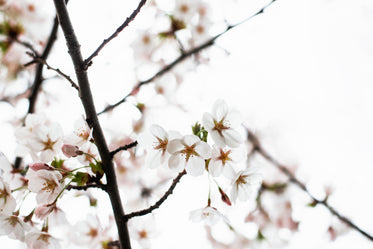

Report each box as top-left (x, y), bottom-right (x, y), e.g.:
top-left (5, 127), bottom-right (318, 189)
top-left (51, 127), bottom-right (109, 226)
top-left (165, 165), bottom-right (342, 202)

top-left (168, 154), bottom-right (184, 171)
top-left (202, 113), bottom-right (215, 131)
top-left (222, 129), bottom-right (243, 148)
top-left (208, 159), bottom-right (223, 177)
top-left (226, 109), bottom-right (242, 128)
top-left (150, 124), bottom-right (167, 140)
top-left (209, 130), bottom-right (226, 148)
top-left (195, 142), bottom-right (211, 159)
top-left (212, 99), bottom-right (228, 121)
top-left (182, 135), bottom-right (200, 146)
top-left (185, 157), bottom-right (205, 176)
top-left (167, 139), bottom-right (184, 154)
top-left (222, 164), bottom-right (237, 180)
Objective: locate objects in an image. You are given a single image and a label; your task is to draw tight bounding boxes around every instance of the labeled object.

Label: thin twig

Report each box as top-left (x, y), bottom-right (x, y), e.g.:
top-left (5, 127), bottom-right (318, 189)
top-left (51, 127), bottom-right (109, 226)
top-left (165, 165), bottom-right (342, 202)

top-left (67, 182), bottom-right (107, 191)
top-left (110, 141), bottom-right (138, 158)
top-left (123, 170), bottom-right (187, 221)
top-left (98, 0), bottom-right (277, 115)
top-left (84, 0), bottom-right (148, 69)
top-left (25, 52), bottom-right (79, 91)
top-left (12, 38), bottom-right (40, 56)
top-left (246, 129), bottom-right (373, 242)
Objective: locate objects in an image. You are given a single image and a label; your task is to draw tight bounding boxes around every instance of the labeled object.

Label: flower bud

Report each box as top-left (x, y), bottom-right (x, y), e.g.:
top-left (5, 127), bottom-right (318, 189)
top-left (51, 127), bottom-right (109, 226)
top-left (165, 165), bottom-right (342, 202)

top-left (61, 144), bottom-right (82, 158)
top-left (29, 163), bottom-right (52, 171)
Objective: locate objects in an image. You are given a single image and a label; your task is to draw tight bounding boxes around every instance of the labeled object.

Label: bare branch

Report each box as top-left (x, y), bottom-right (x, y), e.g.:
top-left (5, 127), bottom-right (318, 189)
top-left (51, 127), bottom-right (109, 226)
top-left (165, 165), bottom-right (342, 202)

top-left (84, 0), bottom-right (148, 69)
top-left (246, 129), bottom-right (373, 242)
top-left (67, 182), bottom-right (107, 191)
top-left (98, 0), bottom-right (277, 115)
top-left (25, 52), bottom-right (79, 91)
top-left (110, 141), bottom-right (138, 158)
top-left (123, 170), bottom-right (187, 221)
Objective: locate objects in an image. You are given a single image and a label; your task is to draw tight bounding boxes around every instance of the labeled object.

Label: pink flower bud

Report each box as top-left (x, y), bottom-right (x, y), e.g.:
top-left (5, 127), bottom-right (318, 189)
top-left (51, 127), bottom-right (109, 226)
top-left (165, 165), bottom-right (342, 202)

top-left (61, 144), bottom-right (82, 158)
top-left (29, 163), bottom-right (52, 171)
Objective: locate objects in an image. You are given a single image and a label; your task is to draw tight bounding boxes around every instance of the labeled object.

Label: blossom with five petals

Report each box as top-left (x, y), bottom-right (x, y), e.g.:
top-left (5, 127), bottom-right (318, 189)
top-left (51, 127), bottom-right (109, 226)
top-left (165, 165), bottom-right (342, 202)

top-left (167, 135), bottom-right (211, 176)
top-left (25, 168), bottom-right (64, 205)
top-left (189, 206), bottom-right (226, 226)
top-left (230, 168), bottom-right (262, 202)
top-left (138, 124), bottom-right (180, 169)
top-left (202, 99), bottom-right (243, 148)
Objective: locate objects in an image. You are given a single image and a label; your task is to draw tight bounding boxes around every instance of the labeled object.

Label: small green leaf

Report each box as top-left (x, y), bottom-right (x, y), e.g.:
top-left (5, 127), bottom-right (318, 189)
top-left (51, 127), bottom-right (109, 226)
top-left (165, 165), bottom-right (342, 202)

top-left (72, 172), bottom-right (89, 186)
top-left (90, 162), bottom-right (104, 176)
top-left (51, 159), bottom-right (65, 169)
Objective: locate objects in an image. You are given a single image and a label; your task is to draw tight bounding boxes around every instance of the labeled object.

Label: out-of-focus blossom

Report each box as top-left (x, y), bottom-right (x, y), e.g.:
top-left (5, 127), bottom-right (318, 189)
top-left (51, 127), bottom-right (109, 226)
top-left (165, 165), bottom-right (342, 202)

top-left (15, 113), bottom-right (63, 162)
top-left (230, 168), bottom-right (262, 202)
top-left (25, 168), bottom-right (64, 205)
top-left (138, 124), bottom-right (181, 169)
top-left (0, 215), bottom-right (30, 241)
top-left (167, 135), bottom-right (211, 176)
top-left (70, 215), bottom-right (111, 249)
top-left (129, 217), bottom-right (157, 249)
top-left (189, 206), bottom-right (226, 226)
top-left (64, 118), bottom-right (92, 147)
top-left (0, 177), bottom-right (16, 215)
top-left (77, 142), bottom-right (99, 165)
top-left (25, 231), bottom-right (60, 249)
top-left (202, 99), bottom-right (243, 148)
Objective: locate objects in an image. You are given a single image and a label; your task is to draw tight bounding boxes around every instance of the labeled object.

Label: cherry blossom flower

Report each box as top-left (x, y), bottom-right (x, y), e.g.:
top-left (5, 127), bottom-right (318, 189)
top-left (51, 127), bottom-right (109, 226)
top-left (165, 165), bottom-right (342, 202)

top-left (129, 217), bottom-right (157, 249)
top-left (174, 0), bottom-right (199, 22)
top-left (64, 118), bottom-right (92, 147)
top-left (230, 168), bottom-right (262, 202)
top-left (208, 145), bottom-right (245, 178)
top-left (167, 135), bottom-right (211, 176)
top-left (70, 215), bottom-right (110, 249)
top-left (0, 177), bottom-right (16, 215)
top-left (202, 99), bottom-right (243, 148)
top-left (15, 114), bottom-right (63, 162)
top-left (189, 206), bottom-right (226, 226)
top-left (138, 124), bottom-right (181, 169)
top-left (0, 215), bottom-right (30, 241)
top-left (25, 231), bottom-right (60, 249)
top-left (25, 168), bottom-right (64, 205)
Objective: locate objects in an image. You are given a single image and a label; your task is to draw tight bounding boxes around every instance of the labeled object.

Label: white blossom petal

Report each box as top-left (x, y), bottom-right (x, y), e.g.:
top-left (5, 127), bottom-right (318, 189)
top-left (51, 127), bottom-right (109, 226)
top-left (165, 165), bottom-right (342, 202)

top-left (185, 157), bottom-right (205, 176)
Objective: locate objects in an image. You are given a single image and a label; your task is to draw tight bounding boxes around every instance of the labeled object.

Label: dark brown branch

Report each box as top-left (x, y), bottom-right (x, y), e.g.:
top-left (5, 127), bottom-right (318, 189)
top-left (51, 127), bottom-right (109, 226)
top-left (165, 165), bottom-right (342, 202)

top-left (246, 129), bottom-right (373, 242)
top-left (84, 0), bottom-right (148, 69)
top-left (110, 141), bottom-right (138, 158)
top-left (27, 16), bottom-right (60, 114)
top-left (13, 14), bottom-right (61, 170)
top-left (98, 0), bottom-right (277, 115)
top-left (123, 170), bottom-right (186, 221)
top-left (25, 52), bottom-right (79, 91)
top-left (67, 182), bottom-right (107, 191)
top-left (52, 1), bottom-right (132, 249)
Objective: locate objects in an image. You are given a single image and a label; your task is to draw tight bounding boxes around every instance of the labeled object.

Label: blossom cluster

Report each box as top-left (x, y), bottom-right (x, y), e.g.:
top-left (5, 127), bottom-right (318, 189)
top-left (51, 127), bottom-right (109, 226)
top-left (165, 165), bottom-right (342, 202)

top-left (139, 99), bottom-right (263, 225)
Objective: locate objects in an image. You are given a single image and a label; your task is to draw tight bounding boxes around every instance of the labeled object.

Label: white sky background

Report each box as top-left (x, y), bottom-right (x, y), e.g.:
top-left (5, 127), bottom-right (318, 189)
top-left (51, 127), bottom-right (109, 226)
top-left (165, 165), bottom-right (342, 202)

top-left (1, 0), bottom-right (373, 248)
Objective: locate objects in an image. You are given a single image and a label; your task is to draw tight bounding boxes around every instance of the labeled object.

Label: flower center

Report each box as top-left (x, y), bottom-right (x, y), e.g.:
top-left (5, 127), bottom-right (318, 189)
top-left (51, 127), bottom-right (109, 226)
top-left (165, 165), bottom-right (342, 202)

top-left (236, 175), bottom-right (248, 185)
top-left (42, 136), bottom-right (57, 151)
top-left (213, 119), bottom-right (230, 136)
top-left (42, 179), bottom-right (58, 193)
top-left (217, 149), bottom-right (232, 166)
top-left (181, 145), bottom-right (198, 161)
top-left (153, 137), bottom-right (168, 156)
